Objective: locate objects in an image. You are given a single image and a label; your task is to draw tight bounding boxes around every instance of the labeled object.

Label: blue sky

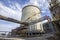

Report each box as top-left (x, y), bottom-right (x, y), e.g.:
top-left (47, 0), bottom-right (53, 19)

top-left (0, 0), bottom-right (51, 32)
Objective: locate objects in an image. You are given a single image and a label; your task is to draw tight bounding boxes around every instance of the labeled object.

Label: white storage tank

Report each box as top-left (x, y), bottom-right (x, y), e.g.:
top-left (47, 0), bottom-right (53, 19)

top-left (21, 5), bottom-right (44, 32)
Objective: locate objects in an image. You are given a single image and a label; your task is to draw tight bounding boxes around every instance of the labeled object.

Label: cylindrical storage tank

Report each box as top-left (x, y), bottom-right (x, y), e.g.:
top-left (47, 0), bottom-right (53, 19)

top-left (21, 5), bottom-right (40, 22)
top-left (21, 5), bottom-right (44, 32)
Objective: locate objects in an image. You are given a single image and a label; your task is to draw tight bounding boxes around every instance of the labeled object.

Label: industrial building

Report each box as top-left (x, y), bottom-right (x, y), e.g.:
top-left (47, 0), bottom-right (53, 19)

top-left (0, 0), bottom-right (60, 39)
top-left (49, 0), bottom-right (60, 21)
top-left (48, 0), bottom-right (60, 32)
top-left (11, 5), bottom-right (44, 37)
top-left (10, 5), bottom-right (55, 37)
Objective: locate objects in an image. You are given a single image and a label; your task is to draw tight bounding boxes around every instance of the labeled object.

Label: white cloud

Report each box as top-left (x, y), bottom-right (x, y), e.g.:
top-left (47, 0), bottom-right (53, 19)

top-left (41, 11), bottom-right (46, 13)
top-left (0, 2), bottom-right (22, 31)
top-left (29, 0), bottom-right (49, 7)
top-left (0, 2), bottom-right (22, 21)
top-left (29, 0), bottom-right (39, 6)
top-left (29, 0), bottom-right (40, 7)
top-left (28, 0), bottom-right (50, 13)
top-left (15, 3), bottom-right (21, 11)
top-left (0, 24), bottom-right (19, 31)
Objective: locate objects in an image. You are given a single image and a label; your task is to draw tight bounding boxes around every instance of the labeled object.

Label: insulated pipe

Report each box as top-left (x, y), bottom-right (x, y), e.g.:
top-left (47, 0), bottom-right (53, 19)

top-left (0, 15), bottom-right (28, 25)
top-left (28, 16), bottom-right (51, 25)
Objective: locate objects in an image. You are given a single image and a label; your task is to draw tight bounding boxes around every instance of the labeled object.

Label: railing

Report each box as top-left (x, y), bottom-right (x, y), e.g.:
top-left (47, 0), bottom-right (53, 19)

top-left (0, 31), bottom-right (10, 38)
